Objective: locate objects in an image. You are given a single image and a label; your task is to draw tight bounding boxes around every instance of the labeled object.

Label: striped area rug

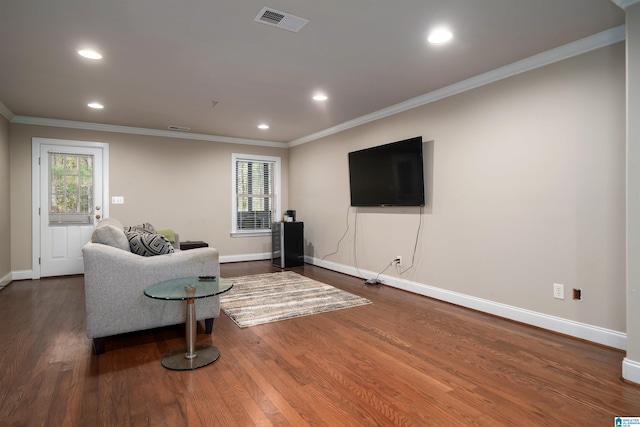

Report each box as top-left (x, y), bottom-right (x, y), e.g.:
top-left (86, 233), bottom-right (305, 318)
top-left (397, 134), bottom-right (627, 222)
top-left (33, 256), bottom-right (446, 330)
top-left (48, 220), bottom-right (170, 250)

top-left (220, 271), bottom-right (371, 328)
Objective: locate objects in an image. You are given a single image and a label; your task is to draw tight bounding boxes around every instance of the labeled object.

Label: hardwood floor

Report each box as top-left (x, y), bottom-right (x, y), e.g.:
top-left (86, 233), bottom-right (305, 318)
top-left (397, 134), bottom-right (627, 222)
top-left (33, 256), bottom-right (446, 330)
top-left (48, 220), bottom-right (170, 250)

top-left (1, 261), bottom-right (639, 426)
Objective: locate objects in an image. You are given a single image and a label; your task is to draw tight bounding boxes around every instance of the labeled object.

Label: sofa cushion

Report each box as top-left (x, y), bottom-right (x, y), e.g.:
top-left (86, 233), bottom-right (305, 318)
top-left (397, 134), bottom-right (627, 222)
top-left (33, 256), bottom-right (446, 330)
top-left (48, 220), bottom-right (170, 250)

top-left (91, 220), bottom-right (130, 252)
top-left (126, 232), bottom-right (175, 256)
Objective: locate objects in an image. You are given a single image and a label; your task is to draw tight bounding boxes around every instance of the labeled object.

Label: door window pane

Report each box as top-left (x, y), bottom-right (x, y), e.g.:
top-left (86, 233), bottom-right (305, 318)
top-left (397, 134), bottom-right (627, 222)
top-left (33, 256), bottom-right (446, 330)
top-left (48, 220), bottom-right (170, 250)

top-left (48, 153), bottom-right (94, 224)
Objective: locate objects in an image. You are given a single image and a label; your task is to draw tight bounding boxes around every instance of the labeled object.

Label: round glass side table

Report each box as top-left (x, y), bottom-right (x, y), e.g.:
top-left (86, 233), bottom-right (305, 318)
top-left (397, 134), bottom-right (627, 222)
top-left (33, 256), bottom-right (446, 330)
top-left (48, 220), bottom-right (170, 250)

top-left (144, 277), bottom-right (233, 370)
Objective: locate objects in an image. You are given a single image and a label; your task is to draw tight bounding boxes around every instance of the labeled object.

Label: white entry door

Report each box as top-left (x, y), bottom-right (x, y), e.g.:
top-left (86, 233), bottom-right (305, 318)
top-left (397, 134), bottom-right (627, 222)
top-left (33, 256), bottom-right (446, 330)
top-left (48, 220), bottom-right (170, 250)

top-left (34, 139), bottom-right (109, 278)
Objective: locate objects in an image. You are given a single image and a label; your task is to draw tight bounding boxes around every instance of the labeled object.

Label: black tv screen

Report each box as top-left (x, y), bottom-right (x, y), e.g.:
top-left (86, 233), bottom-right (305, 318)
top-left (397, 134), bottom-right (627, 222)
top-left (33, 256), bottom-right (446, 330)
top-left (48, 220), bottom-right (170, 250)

top-left (348, 136), bottom-right (425, 207)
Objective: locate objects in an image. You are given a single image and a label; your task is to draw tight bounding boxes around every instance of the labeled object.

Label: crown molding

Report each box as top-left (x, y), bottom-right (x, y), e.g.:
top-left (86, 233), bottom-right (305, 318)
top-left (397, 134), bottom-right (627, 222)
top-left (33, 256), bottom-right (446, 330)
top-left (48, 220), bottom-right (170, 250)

top-left (610, 0), bottom-right (640, 9)
top-left (10, 116), bottom-right (287, 148)
top-left (288, 24), bottom-right (626, 148)
top-left (5, 24), bottom-right (627, 149)
top-left (0, 100), bottom-right (14, 122)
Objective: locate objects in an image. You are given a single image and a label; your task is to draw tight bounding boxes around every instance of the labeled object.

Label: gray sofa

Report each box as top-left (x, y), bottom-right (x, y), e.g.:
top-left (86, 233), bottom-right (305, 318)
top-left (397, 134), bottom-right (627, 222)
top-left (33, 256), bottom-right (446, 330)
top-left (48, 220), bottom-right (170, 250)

top-left (82, 218), bottom-right (220, 354)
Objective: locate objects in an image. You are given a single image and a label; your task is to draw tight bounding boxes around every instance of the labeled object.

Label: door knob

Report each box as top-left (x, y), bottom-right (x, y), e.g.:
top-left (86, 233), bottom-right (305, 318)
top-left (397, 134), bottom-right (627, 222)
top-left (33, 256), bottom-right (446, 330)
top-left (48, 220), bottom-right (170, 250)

top-left (95, 214), bottom-right (101, 220)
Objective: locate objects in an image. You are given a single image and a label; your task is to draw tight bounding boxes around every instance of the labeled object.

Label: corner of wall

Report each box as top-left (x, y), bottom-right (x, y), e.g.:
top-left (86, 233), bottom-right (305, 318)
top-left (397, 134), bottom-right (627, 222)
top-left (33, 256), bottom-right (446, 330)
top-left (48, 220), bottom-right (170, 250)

top-left (0, 271), bottom-right (12, 290)
top-left (623, 357), bottom-right (640, 385)
top-left (0, 112), bottom-right (11, 279)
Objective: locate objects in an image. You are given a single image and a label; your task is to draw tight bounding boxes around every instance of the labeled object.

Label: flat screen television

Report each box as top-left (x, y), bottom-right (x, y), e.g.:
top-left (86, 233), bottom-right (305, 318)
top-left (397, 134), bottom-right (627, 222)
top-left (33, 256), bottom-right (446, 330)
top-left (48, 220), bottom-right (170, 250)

top-left (348, 136), bottom-right (425, 207)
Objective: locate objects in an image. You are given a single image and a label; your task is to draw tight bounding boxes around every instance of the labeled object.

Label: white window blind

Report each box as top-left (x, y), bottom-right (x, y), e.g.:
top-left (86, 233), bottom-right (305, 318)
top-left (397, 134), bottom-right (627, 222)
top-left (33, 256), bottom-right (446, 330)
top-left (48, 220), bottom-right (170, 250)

top-left (232, 154), bottom-right (280, 234)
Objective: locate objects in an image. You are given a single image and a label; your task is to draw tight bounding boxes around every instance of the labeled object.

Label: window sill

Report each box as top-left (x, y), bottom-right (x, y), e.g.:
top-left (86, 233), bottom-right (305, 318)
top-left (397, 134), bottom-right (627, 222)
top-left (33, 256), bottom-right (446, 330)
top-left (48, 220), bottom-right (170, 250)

top-left (231, 230), bottom-right (271, 238)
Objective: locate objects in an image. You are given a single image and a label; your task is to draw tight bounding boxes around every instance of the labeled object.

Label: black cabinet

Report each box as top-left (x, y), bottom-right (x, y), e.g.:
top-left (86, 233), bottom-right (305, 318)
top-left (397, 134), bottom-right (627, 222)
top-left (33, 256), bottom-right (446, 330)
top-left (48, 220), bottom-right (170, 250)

top-left (179, 241), bottom-right (208, 250)
top-left (272, 221), bottom-right (304, 268)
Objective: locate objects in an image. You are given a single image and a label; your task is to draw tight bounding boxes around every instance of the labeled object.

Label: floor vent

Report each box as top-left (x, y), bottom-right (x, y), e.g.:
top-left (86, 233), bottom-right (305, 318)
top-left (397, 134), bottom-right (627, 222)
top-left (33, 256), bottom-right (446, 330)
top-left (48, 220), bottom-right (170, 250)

top-left (254, 7), bottom-right (309, 33)
top-left (168, 126), bottom-right (191, 132)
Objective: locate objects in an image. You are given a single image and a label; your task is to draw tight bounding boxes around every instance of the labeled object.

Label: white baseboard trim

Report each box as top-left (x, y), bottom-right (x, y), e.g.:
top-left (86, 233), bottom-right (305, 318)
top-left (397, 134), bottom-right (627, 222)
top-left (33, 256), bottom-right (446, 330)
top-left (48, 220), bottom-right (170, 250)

top-left (0, 272), bottom-right (12, 289)
top-left (623, 358), bottom-right (640, 384)
top-left (307, 256), bottom-right (627, 350)
top-left (11, 270), bottom-right (34, 281)
top-left (220, 252), bottom-right (271, 264)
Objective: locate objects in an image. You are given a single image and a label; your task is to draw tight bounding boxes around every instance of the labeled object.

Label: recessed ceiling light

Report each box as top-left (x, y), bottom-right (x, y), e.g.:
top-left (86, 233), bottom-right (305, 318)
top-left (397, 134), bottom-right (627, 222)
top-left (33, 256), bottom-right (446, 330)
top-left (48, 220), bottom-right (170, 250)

top-left (87, 102), bottom-right (104, 109)
top-left (258, 123), bottom-right (269, 130)
top-left (313, 93), bottom-right (328, 101)
top-left (427, 28), bottom-right (453, 44)
top-left (78, 49), bottom-right (102, 60)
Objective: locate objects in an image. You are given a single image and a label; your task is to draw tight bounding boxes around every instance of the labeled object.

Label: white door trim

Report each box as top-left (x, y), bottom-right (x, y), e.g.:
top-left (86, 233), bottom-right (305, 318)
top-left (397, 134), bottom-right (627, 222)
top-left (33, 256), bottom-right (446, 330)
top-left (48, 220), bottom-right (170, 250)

top-left (31, 137), bottom-right (110, 279)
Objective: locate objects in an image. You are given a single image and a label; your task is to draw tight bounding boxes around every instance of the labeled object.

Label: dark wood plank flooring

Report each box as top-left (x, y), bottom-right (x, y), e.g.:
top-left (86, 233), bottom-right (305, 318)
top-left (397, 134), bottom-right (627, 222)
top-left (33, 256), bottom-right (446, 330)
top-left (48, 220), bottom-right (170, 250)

top-left (1, 261), bottom-right (639, 426)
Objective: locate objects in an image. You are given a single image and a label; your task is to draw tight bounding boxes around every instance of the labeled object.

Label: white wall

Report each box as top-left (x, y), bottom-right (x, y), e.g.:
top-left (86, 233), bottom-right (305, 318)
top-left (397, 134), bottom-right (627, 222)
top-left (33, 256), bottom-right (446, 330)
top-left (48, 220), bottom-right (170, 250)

top-left (290, 43), bottom-right (626, 339)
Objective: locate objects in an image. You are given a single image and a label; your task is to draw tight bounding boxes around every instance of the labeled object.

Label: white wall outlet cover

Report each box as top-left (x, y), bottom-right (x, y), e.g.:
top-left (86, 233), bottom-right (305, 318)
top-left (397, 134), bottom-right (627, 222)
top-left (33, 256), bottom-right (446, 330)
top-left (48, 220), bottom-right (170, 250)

top-left (553, 283), bottom-right (565, 300)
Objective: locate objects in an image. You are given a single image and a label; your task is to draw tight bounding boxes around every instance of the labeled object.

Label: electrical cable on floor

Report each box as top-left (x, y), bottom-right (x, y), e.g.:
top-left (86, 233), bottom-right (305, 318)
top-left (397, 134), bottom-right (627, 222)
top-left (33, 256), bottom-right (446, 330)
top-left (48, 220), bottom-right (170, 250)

top-left (367, 261), bottom-right (394, 285)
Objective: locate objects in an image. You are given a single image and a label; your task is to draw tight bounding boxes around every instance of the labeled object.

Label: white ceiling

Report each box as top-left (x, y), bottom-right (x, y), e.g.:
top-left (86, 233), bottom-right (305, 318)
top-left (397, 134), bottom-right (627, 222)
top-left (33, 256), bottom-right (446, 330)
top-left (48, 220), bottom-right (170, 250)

top-left (0, 0), bottom-right (626, 144)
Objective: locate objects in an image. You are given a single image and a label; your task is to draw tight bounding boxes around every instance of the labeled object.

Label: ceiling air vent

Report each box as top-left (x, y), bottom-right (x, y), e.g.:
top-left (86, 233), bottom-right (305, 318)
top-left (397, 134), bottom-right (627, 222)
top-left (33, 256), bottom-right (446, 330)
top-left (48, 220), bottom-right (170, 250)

top-left (168, 126), bottom-right (191, 132)
top-left (254, 7), bottom-right (309, 33)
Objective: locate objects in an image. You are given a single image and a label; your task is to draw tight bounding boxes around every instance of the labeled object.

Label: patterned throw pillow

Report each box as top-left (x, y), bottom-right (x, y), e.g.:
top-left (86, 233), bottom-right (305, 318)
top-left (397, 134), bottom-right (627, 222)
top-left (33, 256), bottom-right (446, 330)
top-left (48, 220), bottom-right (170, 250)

top-left (124, 222), bottom-right (156, 234)
top-left (126, 231), bottom-right (175, 256)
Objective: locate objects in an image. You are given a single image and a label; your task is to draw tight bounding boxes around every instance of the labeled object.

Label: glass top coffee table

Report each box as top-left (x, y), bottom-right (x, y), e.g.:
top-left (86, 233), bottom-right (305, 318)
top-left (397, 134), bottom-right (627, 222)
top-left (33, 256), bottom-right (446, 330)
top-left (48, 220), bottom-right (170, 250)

top-left (144, 276), bottom-right (233, 370)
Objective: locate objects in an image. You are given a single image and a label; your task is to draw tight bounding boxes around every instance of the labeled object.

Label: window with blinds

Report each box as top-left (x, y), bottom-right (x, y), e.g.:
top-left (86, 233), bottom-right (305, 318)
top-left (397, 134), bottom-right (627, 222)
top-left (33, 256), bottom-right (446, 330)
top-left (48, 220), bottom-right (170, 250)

top-left (232, 154), bottom-right (281, 234)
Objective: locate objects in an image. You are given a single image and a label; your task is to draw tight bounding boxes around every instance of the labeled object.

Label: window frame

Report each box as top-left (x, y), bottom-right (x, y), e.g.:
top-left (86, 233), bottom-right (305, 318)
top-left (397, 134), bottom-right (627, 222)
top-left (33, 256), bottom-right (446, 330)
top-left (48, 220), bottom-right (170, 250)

top-left (231, 153), bottom-right (281, 237)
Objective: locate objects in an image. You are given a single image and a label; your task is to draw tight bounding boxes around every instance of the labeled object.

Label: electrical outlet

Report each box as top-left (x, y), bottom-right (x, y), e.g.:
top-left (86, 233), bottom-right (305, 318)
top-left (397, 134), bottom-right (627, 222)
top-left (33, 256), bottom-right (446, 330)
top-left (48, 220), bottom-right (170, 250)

top-left (553, 283), bottom-right (565, 300)
top-left (395, 256), bottom-right (402, 268)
